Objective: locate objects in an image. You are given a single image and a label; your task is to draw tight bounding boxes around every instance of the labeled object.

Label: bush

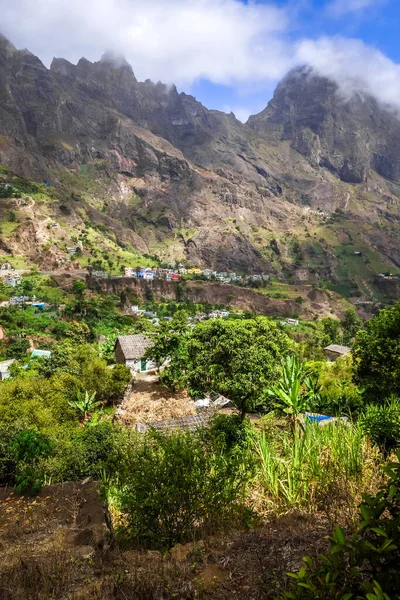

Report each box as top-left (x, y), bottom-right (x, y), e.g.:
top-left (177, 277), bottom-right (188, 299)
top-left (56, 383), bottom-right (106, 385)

top-left (42, 421), bottom-right (120, 482)
top-left (107, 429), bottom-right (253, 550)
top-left (11, 429), bottom-right (53, 495)
top-left (360, 396), bottom-right (400, 454)
top-left (6, 338), bottom-right (30, 359)
top-left (206, 414), bottom-right (255, 451)
top-left (285, 453), bottom-right (400, 599)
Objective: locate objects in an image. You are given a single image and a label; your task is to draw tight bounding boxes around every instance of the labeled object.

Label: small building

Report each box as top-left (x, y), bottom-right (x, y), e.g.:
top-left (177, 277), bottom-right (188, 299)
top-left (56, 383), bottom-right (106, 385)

top-left (6, 277), bottom-right (21, 287)
top-left (31, 349), bottom-right (52, 359)
top-left (286, 318), bottom-right (299, 326)
top-left (324, 344), bottom-right (351, 361)
top-left (114, 334), bottom-right (155, 373)
top-left (1, 262), bottom-right (12, 271)
top-left (0, 359), bottom-right (15, 381)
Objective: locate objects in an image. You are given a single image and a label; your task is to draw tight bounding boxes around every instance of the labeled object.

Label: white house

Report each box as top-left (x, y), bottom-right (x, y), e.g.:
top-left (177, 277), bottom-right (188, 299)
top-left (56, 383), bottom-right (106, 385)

top-left (114, 335), bottom-right (156, 373)
top-left (0, 359), bottom-right (15, 381)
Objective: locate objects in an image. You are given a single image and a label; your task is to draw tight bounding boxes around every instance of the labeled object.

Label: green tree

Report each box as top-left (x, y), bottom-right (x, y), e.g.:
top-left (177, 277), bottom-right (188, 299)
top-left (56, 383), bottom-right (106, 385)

top-left (145, 286), bottom-right (155, 302)
top-left (72, 279), bottom-right (86, 299)
top-left (341, 308), bottom-right (363, 345)
top-left (145, 310), bottom-right (189, 377)
top-left (319, 317), bottom-right (341, 345)
top-left (6, 338), bottom-right (30, 360)
top-left (353, 302), bottom-right (400, 402)
top-left (184, 317), bottom-right (290, 419)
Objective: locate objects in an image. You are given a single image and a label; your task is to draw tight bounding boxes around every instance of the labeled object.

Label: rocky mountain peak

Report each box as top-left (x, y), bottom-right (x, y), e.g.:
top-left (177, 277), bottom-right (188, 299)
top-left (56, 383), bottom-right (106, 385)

top-left (248, 66), bottom-right (400, 184)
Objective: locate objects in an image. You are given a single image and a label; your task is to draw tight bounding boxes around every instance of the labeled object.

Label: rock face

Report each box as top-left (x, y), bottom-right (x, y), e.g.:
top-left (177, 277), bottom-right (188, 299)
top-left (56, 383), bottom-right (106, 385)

top-left (248, 66), bottom-right (400, 184)
top-left (1, 34), bottom-right (400, 284)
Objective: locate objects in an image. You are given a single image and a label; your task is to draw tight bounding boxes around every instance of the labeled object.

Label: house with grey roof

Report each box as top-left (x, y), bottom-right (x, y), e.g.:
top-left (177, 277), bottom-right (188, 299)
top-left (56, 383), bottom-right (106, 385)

top-left (114, 334), bottom-right (155, 373)
top-left (0, 359), bottom-right (15, 381)
top-left (324, 344), bottom-right (351, 361)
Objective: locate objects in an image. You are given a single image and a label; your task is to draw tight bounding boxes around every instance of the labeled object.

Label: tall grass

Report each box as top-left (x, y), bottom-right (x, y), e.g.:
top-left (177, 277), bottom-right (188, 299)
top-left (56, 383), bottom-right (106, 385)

top-left (256, 420), bottom-right (366, 510)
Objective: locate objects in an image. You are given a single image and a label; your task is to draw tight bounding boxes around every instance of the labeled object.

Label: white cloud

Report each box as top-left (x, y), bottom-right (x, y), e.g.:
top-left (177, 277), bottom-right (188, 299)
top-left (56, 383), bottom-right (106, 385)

top-left (0, 0), bottom-right (292, 85)
top-left (326, 0), bottom-right (386, 18)
top-left (296, 36), bottom-right (400, 110)
top-left (0, 0), bottom-right (400, 117)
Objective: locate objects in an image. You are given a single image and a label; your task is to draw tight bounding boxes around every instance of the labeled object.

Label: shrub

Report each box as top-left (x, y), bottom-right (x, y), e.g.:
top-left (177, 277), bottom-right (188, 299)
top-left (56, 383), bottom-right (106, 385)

top-left (6, 338), bottom-right (30, 359)
top-left (360, 396), bottom-right (400, 454)
top-left (42, 421), bottom-right (119, 482)
top-left (11, 429), bottom-right (53, 495)
top-left (285, 453), bottom-right (400, 599)
top-left (205, 413), bottom-right (255, 452)
top-left (106, 429), bottom-right (253, 550)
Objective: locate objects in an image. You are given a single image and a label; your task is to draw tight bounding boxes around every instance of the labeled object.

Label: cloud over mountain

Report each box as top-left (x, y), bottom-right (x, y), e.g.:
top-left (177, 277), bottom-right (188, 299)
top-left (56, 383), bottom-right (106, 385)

top-left (1, 0), bottom-right (400, 115)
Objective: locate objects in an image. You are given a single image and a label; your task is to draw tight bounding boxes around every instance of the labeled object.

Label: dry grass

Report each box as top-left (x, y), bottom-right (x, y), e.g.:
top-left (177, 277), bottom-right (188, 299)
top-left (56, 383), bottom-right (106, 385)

top-left (0, 480), bottom-right (332, 600)
top-left (116, 377), bottom-right (196, 426)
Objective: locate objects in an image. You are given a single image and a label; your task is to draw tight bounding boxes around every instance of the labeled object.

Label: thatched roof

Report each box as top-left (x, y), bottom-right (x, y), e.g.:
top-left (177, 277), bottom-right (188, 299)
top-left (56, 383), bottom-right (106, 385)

top-left (324, 344), bottom-right (351, 356)
top-left (115, 334), bottom-right (154, 360)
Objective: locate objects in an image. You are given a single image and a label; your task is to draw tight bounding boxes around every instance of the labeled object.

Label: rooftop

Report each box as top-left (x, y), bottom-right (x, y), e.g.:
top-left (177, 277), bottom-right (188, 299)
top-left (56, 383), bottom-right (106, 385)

top-left (324, 344), bottom-right (351, 356)
top-left (136, 412), bottom-right (213, 433)
top-left (115, 334), bottom-right (154, 360)
top-left (0, 359), bottom-right (15, 371)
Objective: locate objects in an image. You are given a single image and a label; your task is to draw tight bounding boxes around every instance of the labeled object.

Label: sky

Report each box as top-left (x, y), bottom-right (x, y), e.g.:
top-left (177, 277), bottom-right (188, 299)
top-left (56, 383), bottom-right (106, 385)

top-left (1, 0), bottom-right (399, 122)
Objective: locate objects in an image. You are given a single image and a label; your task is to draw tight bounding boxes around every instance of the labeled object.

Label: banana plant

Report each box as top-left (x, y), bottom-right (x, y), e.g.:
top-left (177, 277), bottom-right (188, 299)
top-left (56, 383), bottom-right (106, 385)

top-left (68, 390), bottom-right (102, 421)
top-left (266, 355), bottom-right (315, 431)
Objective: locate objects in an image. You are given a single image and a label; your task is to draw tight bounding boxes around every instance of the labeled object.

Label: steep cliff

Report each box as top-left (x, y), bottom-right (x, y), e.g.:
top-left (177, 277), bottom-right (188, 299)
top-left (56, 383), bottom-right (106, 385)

top-left (0, 34), bottom-right (400, 297)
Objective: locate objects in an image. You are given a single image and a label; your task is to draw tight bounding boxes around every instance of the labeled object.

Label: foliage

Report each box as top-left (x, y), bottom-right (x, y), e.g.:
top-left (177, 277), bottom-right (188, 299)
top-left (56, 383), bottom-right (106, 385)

top-left (183, 317), bottom-right (290, 418)
top-left (266, 355), bottom-right (321, 427)
top-left (106, 428), bottom-right (253, 550)
top-left (341, 308), bottom-right (363, 345)
top-left (285, 453), bottom-right (400, 599)
top-left (68, 390), bottom-right (101, 421)
top-left (42, 421), bottom-right (120, 482)
top-left (353, 302), bottom-right (400, 402)
top-left (320, 317), bottom-right (341, 346)
top-left (204, 413), bottom-right (256, 452)
top-left (306, 357), bottom-right (364, 416)
top-left (256, 420), bottom-right (366, 510)
top-left (6, 338), bottom-right (30, 359)
top-left (145, 310), bottom-right (189, 374)
top-left (360, 396), bottom-right (400, 454)
top-left (11, 429), bottom-right (53, 495)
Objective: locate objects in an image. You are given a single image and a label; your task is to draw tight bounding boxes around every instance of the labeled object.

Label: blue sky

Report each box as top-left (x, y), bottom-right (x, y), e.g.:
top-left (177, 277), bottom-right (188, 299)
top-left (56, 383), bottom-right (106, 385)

top-left (2, 0), bottom-right (400, 121)
top-left (188, 0), bottom-right (400, 120)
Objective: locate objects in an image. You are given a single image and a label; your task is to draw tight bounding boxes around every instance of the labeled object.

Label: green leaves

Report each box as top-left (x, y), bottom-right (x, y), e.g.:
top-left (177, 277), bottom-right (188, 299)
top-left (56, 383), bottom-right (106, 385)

top-left (68, 390), bottom-right (102, 421)
top-left (266, 355), bottom-right (321, 427)
top-left (284, 451), bottom-right (400, 599)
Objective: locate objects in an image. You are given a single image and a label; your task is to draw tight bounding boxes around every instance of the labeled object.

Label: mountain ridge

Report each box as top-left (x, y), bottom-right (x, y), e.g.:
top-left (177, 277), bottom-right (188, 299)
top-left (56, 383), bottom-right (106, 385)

top-left (0, 33), bottom-right (399, 299)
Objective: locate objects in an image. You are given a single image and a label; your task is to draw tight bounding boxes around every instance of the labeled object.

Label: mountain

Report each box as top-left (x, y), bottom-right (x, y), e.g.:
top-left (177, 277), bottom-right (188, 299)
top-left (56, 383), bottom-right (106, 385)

top-left (0, 34), bottom-right (399, 299)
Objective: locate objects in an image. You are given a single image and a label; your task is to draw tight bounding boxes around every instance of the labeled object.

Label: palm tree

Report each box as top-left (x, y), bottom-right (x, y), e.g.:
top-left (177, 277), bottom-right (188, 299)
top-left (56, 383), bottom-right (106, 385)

top-left (68, 390), bottom-right (102, 421)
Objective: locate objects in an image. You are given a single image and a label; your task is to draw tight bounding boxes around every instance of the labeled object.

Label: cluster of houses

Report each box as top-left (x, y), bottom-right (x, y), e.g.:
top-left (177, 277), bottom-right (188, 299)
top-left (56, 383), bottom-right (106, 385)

top-left (124, 267), bottom-right (181, 281)
top-left (378, 272), bottom-right (399, 281)
top-left (122, 266), bottom-right (270, 285)
top-left (0, 263), bottom-right (23, 288)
